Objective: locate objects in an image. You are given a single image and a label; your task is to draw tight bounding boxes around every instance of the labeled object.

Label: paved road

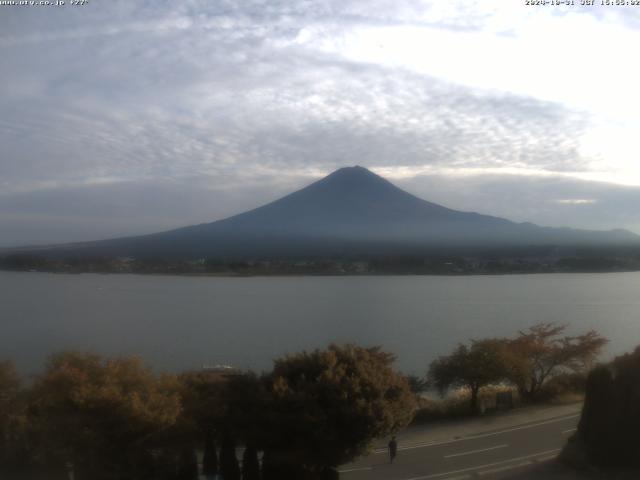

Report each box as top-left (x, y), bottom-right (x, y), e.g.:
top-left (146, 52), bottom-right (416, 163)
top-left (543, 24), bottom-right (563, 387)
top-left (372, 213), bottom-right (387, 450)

top-left (340, 409), bottom-right (580, 480)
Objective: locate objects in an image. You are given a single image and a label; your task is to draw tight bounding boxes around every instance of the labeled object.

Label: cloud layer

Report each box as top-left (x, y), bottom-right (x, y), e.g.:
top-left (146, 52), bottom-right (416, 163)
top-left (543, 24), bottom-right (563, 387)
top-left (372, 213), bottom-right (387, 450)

top-left (1, 1), bottom-right (640, 245)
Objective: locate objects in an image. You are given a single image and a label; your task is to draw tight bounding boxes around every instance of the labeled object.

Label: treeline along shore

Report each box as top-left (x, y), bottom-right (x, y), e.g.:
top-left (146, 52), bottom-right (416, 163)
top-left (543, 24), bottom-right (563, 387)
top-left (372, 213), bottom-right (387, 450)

top-left (2, 322), bottom-right (638, 479)
top-left (3, 247), bottom-right (640, 276)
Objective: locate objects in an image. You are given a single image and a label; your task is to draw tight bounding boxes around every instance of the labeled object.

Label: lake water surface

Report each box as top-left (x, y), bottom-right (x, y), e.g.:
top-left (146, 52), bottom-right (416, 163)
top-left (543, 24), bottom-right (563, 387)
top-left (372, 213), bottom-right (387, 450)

top-left (2, 271), bottom-right (639, 375)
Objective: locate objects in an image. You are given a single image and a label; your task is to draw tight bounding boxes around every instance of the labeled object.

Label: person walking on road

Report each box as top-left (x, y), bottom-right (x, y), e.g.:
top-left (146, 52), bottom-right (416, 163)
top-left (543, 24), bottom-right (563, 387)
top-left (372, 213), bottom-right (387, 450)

top-left (388, 436), bottom-right (398, 464)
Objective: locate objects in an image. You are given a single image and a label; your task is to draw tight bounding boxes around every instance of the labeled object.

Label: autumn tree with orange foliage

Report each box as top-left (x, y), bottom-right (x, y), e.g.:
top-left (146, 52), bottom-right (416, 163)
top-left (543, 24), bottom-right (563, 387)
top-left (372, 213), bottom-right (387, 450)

top-left (29, 352), bottom-right (181, 480)
top-left (428, 339), bottom-right (511, 412)
top-left (507, 323), bottom-right (607, 401)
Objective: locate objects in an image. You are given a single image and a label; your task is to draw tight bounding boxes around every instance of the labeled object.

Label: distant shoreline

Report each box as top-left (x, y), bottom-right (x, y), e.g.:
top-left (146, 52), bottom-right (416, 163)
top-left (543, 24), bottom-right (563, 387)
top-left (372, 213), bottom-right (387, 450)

top-left (3, 249), bottom-right (640, 277)
top-left (3, 267), bottom-right (640, 278)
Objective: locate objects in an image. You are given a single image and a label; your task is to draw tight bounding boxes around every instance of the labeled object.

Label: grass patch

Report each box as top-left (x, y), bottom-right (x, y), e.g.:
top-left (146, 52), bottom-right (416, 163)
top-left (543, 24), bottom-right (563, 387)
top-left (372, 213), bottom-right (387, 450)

top-left (411, 385), bottom-right (520, 425)
top-left (410, 375), bottom-right (586, 425)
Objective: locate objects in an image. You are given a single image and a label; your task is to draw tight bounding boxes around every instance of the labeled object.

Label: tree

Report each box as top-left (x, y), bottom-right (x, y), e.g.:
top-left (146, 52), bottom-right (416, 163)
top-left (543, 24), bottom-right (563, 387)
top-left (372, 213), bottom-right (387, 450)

top-left (178, 370), bottom-right (227, 477)
top-left (574, 345), bottom-right (640, 468)
top-left (575, 364), bottom-right (616, 465)
top-left (262, 344), bottom-right (416, 475)
top-left (219, 431), bottom-right (240, 480)
top-left (241, 444), bottom-right (260, 480)
top-left (428, 339), bottom-right (511, 412)
top-left (28, 352), bottom-right (182, 480)
top-left (178, 368), bottom-right (266, 478)
top-left (507, 323), bottom-right (607, 401)
top-left (0, 360), bottom-right (21, 448)
top-left (176, 447), bottom-right (198, 480)
top-left (201, 430), bottom-right (218, 476)
top-left (222, 372), bottom-right (271, 451)
top-left (405, 375), bottom-right (428, 394)
top-left (0, 360), bottom-right (31, 479)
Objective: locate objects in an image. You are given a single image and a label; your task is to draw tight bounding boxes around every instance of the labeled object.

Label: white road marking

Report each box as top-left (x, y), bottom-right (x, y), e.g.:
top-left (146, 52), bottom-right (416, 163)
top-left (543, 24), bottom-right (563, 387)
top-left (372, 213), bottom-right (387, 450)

top-left (534, 454), bottom-right (559, 463)
top-left (402, 448), bottom-right (561, 480)
top-left (338, 466), bottom-right (373, 473)
top-left (444, 444), bottom-right (508, 459)
top-left (372, 413), bottom-right (579, 455)
top-left (562, 428), bottom-right (577, 434)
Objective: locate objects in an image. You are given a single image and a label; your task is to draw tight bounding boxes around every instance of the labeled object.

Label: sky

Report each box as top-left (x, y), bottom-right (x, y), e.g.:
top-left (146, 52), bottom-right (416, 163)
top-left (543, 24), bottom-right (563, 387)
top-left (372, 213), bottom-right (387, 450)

top-left (2, 0), bottom-right (640, 246)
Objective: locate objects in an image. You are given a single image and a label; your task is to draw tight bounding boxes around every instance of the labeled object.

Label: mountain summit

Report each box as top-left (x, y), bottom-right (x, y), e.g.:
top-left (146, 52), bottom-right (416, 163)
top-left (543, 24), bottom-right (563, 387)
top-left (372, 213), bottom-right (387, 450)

top-left (27, 166), bottom-right (640, 259)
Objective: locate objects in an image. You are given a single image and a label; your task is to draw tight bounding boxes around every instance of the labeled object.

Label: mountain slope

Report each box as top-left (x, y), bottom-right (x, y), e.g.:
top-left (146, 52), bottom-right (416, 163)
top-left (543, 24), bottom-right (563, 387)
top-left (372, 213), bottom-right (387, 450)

top-left (20, 166), bottom-right (640, 259)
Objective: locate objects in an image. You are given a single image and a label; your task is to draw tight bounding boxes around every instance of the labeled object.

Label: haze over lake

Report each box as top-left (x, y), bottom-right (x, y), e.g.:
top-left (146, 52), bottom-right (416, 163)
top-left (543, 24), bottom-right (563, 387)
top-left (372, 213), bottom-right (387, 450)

top-left (3, 271), bottom-right (639, 375)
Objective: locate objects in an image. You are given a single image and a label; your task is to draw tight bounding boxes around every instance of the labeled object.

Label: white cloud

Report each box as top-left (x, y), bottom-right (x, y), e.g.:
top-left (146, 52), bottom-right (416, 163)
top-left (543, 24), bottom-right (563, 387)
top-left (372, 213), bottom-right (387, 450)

top-left (554, 199), bottom-right (598, 205)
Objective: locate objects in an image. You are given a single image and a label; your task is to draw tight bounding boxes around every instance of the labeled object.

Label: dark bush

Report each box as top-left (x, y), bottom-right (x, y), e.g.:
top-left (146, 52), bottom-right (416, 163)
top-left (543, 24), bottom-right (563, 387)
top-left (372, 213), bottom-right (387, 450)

top-left (537, 372), bottom-right (587, 401)
top-left (241, 445), bottom-right (260, 480)
top-left (201, 431), bottom-right (218, 476)
top-left (575, 346), bottom-right (640, 468)
top-left (220, 433), bottom-right (240, 480)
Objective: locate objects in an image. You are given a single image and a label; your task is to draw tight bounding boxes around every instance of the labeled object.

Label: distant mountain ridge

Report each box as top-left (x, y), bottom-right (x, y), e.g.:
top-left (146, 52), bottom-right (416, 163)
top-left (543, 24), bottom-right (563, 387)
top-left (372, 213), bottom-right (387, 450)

top-left (11, 166), bottom-right (640, 259)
